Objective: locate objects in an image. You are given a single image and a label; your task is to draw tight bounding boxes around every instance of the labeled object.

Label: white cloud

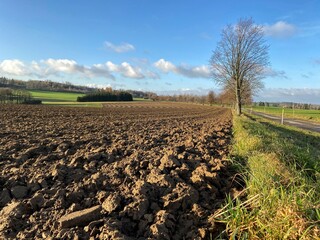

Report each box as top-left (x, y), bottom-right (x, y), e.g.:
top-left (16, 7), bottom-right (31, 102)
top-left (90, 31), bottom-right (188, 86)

top-left (103, 61), bottom-right (144, 79)
top-left (180, 65), bottom-right (211, 78)
top-left (104, 41), bottom-right (135, 53)
top-left (85, 83), bottom-right (112, 89)
top-left (0, 59), bottom-right (29, 75)
top-left (156, 87), bottom-right (214, 96)
top-left (44, 58), bottom-right (81, 73)
top-left (263, 21), bottom-right (297, 38)
top-left (89, 64), bottom-right (115, 80)
top-left (40, 59), bottom-right (116, 80)
top-left (31, 61), bottom-right (42, 73)
top-left (256, 88), bottom-right (320, 104)
top-left (154, 59), bottom-right (211, 78)
top-left (0, 58), bottom-right (115, 80)
top-left (0, 58), bottom-right (159, 81)
top-left (154, 59), bottom-right (176, 73)
top-left (120, 62), bottom-right (144, 79)
top-left (95, 61), bottom-right (147, 79)
top-left (105, 61), bottom-right (119, 72)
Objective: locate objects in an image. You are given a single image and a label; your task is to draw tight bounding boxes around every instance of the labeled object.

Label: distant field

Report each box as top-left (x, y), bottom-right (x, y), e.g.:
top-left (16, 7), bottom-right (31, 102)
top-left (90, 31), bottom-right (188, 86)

top-left (29, 90), bottom-right (84, 102)
top-left (248, 106), bottom-right (320, 122)
top-left (132, 97), bottom-right (152, 101)
top-left (28, 90), bottom-right (149, 107)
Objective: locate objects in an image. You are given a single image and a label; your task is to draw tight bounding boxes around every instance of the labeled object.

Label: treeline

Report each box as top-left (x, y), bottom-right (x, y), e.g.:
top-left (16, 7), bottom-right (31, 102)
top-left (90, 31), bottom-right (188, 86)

top-left (255, 101), bottom-right (320, 110)
top-left (155, 89), bottom-right (252, 106)
top-left (0, 77), bottom-right (94, 93)
top-left (156, 94), bottom-right (208, 103)
top-left (77, 90), bottom-right (133, 102)
top-left (0, 88), bottom-right (41, 104)
top-left (127, 90), bottom-right (157, 100)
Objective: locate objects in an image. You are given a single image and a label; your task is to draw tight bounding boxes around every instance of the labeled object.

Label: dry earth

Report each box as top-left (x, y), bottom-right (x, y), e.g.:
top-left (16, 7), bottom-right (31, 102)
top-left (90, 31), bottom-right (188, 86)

top-left (0, 102), bottom-right (240, 239)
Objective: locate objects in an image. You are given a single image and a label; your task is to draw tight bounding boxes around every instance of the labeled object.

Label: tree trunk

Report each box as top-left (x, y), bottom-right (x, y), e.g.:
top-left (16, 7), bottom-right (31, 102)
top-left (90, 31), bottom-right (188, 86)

top-left (235, 87), bottom-right (242, 116)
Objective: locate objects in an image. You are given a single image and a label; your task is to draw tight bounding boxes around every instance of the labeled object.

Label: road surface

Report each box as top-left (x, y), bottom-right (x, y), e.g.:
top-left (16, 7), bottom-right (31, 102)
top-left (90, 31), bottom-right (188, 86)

top-left (247, 110), bottom-right (320, 133)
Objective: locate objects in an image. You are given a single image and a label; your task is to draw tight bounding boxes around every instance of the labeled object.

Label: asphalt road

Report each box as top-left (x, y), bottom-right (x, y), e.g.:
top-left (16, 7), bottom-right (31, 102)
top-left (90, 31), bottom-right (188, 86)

top-left (247, 110), bottom-right (320, 133)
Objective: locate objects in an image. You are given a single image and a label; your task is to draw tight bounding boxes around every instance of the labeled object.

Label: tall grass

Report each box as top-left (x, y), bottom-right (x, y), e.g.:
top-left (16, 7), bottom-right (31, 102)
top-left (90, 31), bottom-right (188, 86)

top-left (213, 114), bottom-right (320, 239)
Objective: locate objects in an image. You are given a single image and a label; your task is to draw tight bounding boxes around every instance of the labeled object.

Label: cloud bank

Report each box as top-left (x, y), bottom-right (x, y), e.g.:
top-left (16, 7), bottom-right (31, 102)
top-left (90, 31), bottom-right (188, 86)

top-left (0, 58), bottom-right (211, 81)
top-left (0, 59), bottom-right (158, 80)
top-left (256, 88), bottom-right (320, 104)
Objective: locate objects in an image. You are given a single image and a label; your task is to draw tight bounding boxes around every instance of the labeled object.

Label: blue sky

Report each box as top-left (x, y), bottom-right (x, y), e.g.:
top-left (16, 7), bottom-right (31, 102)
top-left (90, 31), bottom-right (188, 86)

top-left (0, 0), bottom-right (320, 103)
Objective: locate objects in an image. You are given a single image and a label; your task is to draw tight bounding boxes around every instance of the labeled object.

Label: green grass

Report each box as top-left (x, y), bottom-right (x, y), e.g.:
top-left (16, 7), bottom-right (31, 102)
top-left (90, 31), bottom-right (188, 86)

top-left (28, 90), bottom-right (102, 107)
top-left (248, 106), bottom-right (320, 122)
top-left (133, 97), bottom-right (153, 101)
top-left (28, 90), bottom-right (147, 107)
top-left (213, 114), bottom-right (320, 239)
top-left (29, 90), bottom-right (84, 102)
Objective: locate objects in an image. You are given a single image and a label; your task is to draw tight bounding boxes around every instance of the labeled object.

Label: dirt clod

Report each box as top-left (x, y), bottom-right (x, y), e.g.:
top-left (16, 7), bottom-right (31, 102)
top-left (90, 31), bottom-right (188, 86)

top-left (0, 189), bottom-right (11, 207)
top-left (59, 205), bottom-right (102, 228)
top-left (102, 193), bottom-right (122, 213)
top-left (11, 186), bottom-right (28, 199)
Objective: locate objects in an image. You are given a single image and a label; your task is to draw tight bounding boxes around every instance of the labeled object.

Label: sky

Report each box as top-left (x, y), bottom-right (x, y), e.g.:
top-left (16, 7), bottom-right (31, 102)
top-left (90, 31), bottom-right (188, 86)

top-left (0, 0), bottom-right (320, 103)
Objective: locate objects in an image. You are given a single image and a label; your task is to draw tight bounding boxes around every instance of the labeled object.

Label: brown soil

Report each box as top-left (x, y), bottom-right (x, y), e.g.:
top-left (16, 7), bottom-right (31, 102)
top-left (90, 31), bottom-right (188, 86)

top-left (0, 102), bottom-right (240, 239)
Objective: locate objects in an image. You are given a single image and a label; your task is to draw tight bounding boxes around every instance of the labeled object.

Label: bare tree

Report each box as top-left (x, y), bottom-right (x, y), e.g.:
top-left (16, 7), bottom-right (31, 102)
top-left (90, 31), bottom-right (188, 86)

top-left (207, 90), bottom-right (215, 105)
top-left (210, 18), bottom-right (269, 115)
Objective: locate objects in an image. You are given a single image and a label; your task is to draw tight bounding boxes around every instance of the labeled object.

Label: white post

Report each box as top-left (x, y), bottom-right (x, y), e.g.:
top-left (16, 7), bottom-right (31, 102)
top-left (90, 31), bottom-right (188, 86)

top-left (281, 107), bottom-right (284, 125)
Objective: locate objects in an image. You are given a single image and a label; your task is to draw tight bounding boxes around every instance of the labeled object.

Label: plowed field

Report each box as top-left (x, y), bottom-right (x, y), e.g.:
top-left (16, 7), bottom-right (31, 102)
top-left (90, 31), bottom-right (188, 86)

top-left (0, 102), bottom-right (239, 239)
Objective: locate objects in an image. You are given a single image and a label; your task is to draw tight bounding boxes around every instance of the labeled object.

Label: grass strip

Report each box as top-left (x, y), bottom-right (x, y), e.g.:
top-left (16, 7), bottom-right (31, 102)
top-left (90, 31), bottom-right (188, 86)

top-left (213, 114), bottom-right (320, 239)
top-left (249, 106), bottom-right (320, 123)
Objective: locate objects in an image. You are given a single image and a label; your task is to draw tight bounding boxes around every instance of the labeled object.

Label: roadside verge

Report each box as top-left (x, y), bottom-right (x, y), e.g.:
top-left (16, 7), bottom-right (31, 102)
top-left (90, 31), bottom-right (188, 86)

top-left (248, 110), bottom-right (320, 133)
top-left (213, 114), bottom-right (320, 239)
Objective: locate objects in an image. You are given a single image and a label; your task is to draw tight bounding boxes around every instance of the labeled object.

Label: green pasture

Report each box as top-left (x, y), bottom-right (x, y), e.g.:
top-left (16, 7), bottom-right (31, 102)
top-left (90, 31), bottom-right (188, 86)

top-left (28, 90), bottom-right (100, 107)
top-left (248, 105), bottom-right (320, 122)
top-left (29, 90), bottom-right (84, 102)
top-left (28, 90), bottom-right (148, 107)
top-left (133, 97), bottom-right (153, 101)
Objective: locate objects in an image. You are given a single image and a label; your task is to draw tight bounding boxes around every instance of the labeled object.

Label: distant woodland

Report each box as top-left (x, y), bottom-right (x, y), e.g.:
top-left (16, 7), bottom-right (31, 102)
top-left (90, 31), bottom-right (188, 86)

top-left (0, 77), bottom-right (94, 93)
top-left (0, 88), bottom-right (41, 104)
